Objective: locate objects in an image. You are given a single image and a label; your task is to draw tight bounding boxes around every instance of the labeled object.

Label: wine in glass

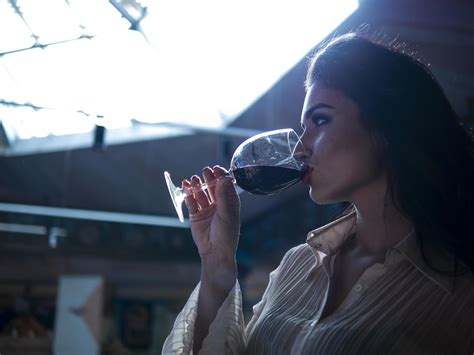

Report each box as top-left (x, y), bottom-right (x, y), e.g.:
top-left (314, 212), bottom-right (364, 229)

top-left (164, 128), bottom-right (308, 222)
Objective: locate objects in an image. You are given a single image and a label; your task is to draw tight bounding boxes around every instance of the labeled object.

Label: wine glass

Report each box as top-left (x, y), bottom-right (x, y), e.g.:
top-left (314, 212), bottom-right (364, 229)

top-left (164, 128), bottom-right (308, 222)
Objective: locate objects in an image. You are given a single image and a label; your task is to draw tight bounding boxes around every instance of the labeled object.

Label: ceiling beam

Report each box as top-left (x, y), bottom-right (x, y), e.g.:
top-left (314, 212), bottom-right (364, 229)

top-left (0, 203), bottom-right (189, 228)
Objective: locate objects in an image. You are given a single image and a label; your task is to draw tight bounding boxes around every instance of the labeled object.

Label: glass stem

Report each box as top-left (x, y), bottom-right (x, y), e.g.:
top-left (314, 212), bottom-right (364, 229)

top-left (182, 172), bottom-right (235, 198)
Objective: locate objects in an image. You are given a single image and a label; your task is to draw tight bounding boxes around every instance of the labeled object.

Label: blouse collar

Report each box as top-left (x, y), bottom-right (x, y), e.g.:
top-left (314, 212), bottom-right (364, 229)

top-left (306, 211), bottom-right (456, 295)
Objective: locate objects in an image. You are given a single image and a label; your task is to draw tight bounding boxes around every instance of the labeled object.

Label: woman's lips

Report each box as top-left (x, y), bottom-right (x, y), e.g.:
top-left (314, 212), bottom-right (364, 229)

top-left (302, 167), bottom-right (314, 185)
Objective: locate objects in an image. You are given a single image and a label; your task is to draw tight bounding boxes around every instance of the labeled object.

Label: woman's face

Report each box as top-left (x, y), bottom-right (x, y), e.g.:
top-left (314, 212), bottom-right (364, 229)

top-left (299, 81), bottom-right (386, 204)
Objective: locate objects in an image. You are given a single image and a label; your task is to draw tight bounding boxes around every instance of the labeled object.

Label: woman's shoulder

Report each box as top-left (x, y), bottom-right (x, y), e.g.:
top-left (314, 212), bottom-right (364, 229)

top-left (274, 243), bottom-right (318, 280)
top-left (282, 243), bottom-right (315, 263)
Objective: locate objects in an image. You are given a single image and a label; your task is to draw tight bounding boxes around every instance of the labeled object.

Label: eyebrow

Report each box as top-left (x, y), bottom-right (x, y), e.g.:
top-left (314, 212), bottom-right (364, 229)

top-left (303, 103), bottom-right (335, 120)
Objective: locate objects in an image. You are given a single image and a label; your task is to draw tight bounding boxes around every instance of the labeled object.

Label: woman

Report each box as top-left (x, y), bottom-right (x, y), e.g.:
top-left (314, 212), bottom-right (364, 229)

top-left (162, 33), bottom-right (474, 354)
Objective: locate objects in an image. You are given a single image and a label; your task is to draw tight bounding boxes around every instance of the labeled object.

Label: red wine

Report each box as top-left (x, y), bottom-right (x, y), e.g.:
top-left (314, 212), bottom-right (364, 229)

top-left (232, 165), bottom-right (305, 195)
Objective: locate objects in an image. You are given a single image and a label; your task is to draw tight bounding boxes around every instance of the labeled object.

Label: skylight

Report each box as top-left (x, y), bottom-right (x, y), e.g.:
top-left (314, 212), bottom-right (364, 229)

top-left (0, 0), bottom-right (358, 154)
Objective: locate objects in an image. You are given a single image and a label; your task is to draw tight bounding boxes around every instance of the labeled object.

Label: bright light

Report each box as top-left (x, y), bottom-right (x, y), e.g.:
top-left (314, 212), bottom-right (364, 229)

top-left (141, 0), bottom-right (358, 119)
top-left (0, 105), bottom-right (95, 139)
top-left (0, 0), bottom-right (358, 143)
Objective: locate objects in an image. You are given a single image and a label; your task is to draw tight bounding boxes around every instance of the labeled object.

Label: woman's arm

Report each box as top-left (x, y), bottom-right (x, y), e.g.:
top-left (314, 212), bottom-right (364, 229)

top-left (182, 166), bottom-right (241, 354)
top-left (194, 257), bottom-right (237, 353)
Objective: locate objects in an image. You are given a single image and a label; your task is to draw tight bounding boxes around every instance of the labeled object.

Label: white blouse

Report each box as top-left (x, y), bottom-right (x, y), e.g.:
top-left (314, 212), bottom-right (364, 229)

top-left (162, 212), bottom-right (474, 354)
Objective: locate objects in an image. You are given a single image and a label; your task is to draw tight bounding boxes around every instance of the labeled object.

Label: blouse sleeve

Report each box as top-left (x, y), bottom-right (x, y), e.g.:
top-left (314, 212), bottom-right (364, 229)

top-left (161, 281), bottom-right (246, 355)
top-left (243, 245), bottom-right (302, 340)
top-left (162, 245), bottom-right (302, 355)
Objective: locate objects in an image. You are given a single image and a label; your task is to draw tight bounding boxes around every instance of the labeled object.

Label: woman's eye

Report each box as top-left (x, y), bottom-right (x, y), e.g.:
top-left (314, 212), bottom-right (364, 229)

top-left (311, 114), bottom-right (329, 127)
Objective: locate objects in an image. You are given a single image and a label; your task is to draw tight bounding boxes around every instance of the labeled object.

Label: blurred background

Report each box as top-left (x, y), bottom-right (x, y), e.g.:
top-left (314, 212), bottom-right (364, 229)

top-left (0, 0), bottom-right (472, 353)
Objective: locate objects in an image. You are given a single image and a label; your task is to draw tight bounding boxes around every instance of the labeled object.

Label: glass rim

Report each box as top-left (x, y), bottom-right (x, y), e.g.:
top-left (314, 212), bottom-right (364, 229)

top-left (239, 128), bottom-right (299, 145)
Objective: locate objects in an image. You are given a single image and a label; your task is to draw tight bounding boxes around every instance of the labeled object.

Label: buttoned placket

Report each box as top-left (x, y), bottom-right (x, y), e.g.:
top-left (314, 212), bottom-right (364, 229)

top-left (291, 251), bottom-right (333, 355)
top-left (292, 246), bottom-right (391, 354)
top-left (320, 253), bottom-right (365, 318)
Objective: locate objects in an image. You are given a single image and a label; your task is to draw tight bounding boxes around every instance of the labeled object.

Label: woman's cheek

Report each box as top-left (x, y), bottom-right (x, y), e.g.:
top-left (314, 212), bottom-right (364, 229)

top-left (311, 131), bottom-right (335, 165)
top-left (309, 132), bottom-right (326, 155)
top-left (314, 131), bottom-right (326, 146)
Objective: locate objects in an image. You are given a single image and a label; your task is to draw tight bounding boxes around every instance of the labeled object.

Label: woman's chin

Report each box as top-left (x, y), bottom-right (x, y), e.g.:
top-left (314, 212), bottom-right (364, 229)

top-left (309, 188), bottom-right (338, 205)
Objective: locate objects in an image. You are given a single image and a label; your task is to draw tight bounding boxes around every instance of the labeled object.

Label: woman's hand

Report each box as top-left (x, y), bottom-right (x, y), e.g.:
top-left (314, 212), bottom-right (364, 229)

top-left (183, 166), bottom-right (241, 354)
top-left (182, 165), bottom-right (241, 265)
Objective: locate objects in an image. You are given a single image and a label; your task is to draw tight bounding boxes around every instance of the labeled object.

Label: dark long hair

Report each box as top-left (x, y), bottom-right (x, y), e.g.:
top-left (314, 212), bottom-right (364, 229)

top-left (306, 32), bottom-right (474, 273)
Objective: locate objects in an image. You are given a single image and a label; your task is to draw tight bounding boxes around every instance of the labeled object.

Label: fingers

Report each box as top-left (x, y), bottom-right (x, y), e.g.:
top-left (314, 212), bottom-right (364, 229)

top-left (213, 165), bottom-right (229, 179)
top-left (182, 165), bottom-right (231, 215)
top-left (202, 165), bottom-right (231, 201)
top-left (183, 176), bottom-right (211, 214)
top-left (182, 179), bottom-right (199, 214)
top-left (191, 175), bottom-right (211, 210)
top-left (214, 167), bottom-right (240, 222)
top-left (215, 167), bottom-right (237, 201)
top-left (202, 166), bottom-right (217, 203)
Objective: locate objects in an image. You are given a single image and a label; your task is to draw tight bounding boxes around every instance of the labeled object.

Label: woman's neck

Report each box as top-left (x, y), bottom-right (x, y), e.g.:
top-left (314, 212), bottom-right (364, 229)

top-left (351, 177), bottom-right (414, 256)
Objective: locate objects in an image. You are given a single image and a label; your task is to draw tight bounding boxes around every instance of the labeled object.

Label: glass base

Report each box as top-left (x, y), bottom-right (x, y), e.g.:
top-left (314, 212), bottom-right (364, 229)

top-left (164, 171), bottom-right (185, 223)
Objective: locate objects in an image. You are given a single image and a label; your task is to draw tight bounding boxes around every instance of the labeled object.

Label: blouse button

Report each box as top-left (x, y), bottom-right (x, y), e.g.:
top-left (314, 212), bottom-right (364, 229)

top-left (355, 283), bottom-right (363, 292)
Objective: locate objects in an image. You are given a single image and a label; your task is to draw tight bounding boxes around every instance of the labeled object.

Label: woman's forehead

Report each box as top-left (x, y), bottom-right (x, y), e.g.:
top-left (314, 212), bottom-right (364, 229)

top-left (303, 83), bottom-right (357, 111)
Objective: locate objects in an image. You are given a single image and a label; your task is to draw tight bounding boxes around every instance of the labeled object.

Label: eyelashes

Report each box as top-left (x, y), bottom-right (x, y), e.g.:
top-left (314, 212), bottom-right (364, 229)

top-left (300, 113), bottom-right (330, 134)
top-left (311, 114), bottom-right (330, 127)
